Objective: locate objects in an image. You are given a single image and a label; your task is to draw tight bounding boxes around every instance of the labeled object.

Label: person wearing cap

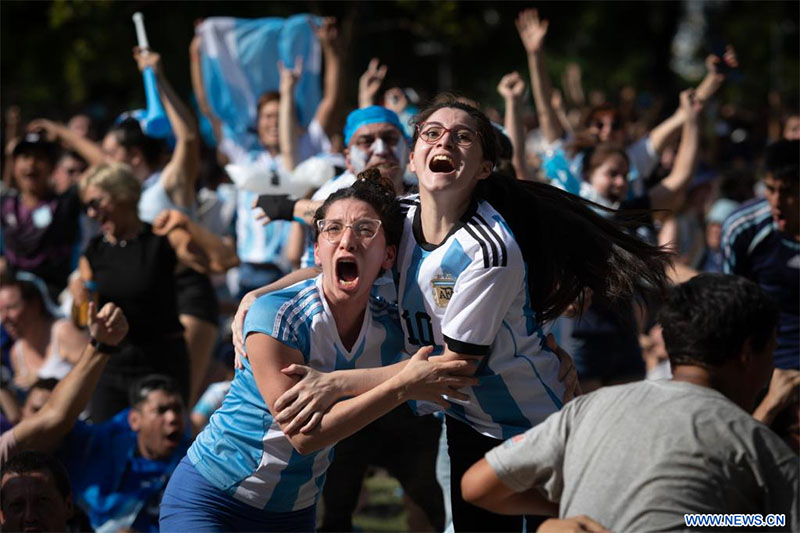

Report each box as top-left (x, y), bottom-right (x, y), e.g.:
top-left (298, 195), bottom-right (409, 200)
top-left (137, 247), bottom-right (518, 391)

top-left (0, 131), bottom-right (81, 300)
top-left (250, 106), bottom-right (411, 264)
top-left (296, 105), bottom-right (412, 268)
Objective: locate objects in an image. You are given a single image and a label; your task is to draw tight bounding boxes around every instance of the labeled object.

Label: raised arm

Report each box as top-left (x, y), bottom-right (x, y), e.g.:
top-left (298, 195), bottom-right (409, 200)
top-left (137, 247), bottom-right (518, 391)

top-left (0, 387), bottom-right (21, 426)
top-left (516, 9), bottom-right (564, 144)
top-left (648, 89), bottom-right (702, 214)
top-left (497, 71), bottom-right (530, 180)
top-left (189, 32), bottom-right (224, 145)
top-left (134, 47), bottom-right (199, 209)
top-left (10, 303), bottom-right (128, 456)
top-left (312, 17), bottom-right (343, 138)
top-left (27, 118), bottom-right (106, 166)
top-left (649, 46), bottom-right (738, 154)
top-left (278, 58), bottom-right (303, 171)
top-left (647, 107), bottom-right (687, 156)
top-left (551, 88), bottom-right (575, 139)
top-left (696, 45), bottom-right (738, 103)
top-left (358, 58), bottom-right (388, 109)
top-left (248, 335), bottom-right (472, 454)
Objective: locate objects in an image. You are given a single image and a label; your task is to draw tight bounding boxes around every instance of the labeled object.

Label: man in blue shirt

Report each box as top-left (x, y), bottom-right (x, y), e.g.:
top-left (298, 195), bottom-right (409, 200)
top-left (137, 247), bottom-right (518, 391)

top-left (58, 374), bottom-right (189, 532)
top-left (0, 302), bottom-right (184, 531)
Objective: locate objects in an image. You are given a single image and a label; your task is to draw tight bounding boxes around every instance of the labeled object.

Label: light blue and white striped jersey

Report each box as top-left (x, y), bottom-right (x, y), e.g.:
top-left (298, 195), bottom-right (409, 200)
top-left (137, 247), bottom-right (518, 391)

top-left (721, 198), bottom-right (800, 369)
top-left (187, 275), bottom-right (405, 511)
top-left (395, 195), bottom-right (564, 440)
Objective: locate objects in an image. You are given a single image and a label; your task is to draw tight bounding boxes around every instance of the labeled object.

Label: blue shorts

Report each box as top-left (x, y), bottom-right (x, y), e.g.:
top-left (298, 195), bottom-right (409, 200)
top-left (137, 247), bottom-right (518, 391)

top-left (159, 456), bottom-right (316, 532)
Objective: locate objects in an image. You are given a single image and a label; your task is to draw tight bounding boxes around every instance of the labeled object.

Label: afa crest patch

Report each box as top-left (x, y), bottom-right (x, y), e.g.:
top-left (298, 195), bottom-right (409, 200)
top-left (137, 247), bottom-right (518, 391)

top-left (431, 274), bottom-right (455, 308)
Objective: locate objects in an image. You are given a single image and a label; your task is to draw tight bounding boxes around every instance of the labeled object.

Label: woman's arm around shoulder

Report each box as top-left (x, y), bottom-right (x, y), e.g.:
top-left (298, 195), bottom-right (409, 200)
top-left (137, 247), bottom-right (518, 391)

top-left (247, 332), bottom-right (474, 455)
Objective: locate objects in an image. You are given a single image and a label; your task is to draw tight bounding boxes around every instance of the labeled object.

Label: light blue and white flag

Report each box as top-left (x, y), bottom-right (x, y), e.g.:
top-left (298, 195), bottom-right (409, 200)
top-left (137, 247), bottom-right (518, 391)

top-left (197, 14), bottom-right (322, 152)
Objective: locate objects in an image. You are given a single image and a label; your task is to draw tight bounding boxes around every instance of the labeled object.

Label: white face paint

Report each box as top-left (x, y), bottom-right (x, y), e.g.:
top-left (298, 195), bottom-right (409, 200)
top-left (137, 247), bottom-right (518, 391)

top-left (347, 124), bottom-right (409, 176)
top-left (348, 137), bottom-right (408, 174)
top-left (371, 137), bottom-right (388, 156)
top-left (392, 138), bottom-right (409, 169)
top-left (349, 145), bottom-right (369, 173)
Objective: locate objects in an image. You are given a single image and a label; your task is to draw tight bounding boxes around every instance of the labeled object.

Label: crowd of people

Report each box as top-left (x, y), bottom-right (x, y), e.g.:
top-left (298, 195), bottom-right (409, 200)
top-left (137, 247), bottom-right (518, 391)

top-left (0, 8), bottom-right (798, 533)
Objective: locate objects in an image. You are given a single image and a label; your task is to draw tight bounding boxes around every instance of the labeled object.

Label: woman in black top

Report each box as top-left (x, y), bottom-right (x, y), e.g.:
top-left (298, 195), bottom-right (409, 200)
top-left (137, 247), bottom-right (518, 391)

top-left (75, 163), bottom-right (237, 421)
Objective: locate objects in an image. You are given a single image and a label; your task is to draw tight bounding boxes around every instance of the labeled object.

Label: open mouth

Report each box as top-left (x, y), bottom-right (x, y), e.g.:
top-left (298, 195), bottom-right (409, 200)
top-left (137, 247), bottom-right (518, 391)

top-left (429, 154), bottom-right (456, 173)
top-left (336, 258), bottom-right (359, 288)
top-left (165, 430), bottom-right (181, 444)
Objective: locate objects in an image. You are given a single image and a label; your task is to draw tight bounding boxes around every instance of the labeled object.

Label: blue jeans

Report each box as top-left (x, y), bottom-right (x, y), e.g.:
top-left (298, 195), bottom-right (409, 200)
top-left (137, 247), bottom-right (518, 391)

top-left (160, 457), bottom-right (316, 532)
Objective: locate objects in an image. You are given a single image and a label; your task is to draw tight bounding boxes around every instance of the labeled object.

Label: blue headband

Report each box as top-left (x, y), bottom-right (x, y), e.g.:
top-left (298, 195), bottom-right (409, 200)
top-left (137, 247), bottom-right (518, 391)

top-left (344, 106), bottom-right (408, 145)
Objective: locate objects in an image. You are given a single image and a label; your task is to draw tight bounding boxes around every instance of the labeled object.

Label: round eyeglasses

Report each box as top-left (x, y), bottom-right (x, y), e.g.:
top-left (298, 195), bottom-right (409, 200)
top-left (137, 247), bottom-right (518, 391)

top-left (416, 122), bottom-right (481, 147)
top-left (316, 218), bottom-right (382, 244)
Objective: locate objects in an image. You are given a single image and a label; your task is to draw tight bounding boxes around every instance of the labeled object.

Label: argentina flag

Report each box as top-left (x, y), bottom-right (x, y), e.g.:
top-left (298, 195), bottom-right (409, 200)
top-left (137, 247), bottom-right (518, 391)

top-left (197, 14), bottom-right (322, 152)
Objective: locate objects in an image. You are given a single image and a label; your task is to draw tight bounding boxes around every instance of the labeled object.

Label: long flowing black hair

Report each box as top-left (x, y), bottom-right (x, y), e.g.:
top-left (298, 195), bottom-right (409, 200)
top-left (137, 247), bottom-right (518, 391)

top-left (412, 96), bottom-right (672, 323)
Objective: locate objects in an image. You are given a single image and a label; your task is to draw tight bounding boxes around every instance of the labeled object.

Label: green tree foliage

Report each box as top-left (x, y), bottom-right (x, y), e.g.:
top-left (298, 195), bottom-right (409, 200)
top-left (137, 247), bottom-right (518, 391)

top-left (1, 1), bottom-right (797, 129)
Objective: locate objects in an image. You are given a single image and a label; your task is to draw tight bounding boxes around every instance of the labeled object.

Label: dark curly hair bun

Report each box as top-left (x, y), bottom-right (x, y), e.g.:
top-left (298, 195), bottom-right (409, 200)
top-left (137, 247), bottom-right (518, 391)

top-left (354, 167), bottom-right (396, 199)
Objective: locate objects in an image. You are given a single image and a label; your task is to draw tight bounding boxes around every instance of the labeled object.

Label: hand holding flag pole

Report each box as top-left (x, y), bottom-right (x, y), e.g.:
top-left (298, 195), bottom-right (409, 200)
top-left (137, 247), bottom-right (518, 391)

top-left (132, 12), bottom-right (170, 137)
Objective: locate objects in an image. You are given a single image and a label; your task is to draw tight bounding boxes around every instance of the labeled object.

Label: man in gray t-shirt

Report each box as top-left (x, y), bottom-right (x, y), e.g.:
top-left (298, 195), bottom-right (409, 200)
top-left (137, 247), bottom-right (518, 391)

top-left (462, 274), bottom-right (799, 532)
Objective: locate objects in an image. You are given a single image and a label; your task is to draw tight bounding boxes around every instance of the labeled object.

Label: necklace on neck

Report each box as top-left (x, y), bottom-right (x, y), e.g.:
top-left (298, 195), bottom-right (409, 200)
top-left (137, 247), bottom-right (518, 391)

top-left (103, 228), bottom-right (141, 247)
top-left (103, 234), bottom-right (130, 247)
top-left (103, 219), bottom-right (143, 247)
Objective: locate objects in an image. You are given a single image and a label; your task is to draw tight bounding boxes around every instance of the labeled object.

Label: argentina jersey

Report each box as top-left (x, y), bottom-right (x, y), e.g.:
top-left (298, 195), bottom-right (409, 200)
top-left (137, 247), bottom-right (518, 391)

top-left (395, 195), bottom-right (565, 440)
top-left (722, 199), bottom-right (800, 369)
top-left (187, 276), bottom-right (405, 512)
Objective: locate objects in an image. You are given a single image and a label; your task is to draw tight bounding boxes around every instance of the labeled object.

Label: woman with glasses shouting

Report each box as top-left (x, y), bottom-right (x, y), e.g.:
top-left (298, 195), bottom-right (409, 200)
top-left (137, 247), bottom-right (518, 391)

top-left (267, 97), bottom-right (672, 531)
top-left (160, 173), bottom-right (474, 532)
